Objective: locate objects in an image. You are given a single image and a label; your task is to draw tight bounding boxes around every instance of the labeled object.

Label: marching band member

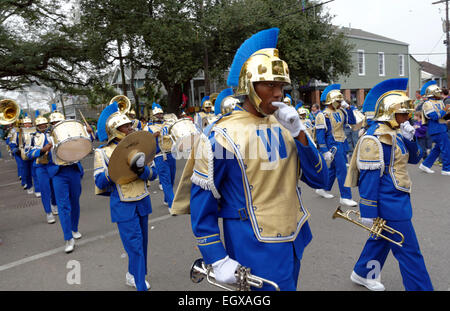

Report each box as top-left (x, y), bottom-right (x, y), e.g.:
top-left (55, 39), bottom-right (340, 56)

top-left (314, 84), bottom-right (357, 206)
top-left (194, 96), bottom-right (214, 131)
top-left (147, 103), bottom-right (176, 209)
top-left (94, 102), bottom-right (157, 291)
top-left (418, 81), bottom-right (450, 175)
top-left (345, 78), bottom-right (433, 291)
top-left (175, 28), bottom-right (328, 290)
top-left (27, 111), bottom-right (57, 224)
top-left (47, 105), bottom-right (92, 253)
top-left (19, 113), bottom-right (34, 195)
top-left (6, 121), bottom-right (23, 182)
top-left (297, 106), bottom-right (315, 142)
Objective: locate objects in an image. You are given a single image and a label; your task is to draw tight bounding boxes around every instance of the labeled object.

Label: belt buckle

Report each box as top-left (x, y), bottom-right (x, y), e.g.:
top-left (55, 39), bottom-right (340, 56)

top-left (238, 208), bottom-right (248, 221)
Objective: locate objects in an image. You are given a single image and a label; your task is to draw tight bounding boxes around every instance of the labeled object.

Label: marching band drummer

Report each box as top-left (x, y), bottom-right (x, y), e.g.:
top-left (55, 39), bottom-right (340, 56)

top-left (27, 111), bottom-right (58, 224)
top-left (183, 28), bottom-right (328, 290)
top-left (147, 103), bottom-right (176, 209)
top-left (94, 102), bottom-right (157, 291)
top-left (47, 104), bottom-right (94, 253)
top-left (314, 84), bottom-right (358, 207)
top-left (345, 78), bottom-right (433, 291)
top-left (194, 96), bottom-right (214, 131)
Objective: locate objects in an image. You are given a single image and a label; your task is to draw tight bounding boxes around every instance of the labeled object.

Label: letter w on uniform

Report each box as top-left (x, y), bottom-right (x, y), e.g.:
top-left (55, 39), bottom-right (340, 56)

top-left (256, 126), bottom-right (287, 162)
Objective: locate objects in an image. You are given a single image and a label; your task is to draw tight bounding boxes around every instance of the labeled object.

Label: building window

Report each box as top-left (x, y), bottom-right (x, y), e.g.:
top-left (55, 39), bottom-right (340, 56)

top-left (357, 50), bottom-right (365, 76)
top-left (399, 54), bottom-right (405, 76)
top-left (378, 52), bottom-right (385, 76)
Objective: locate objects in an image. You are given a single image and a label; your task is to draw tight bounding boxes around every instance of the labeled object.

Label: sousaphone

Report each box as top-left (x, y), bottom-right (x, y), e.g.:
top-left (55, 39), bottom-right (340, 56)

top-left (108, 131), bottom-right (156, 185)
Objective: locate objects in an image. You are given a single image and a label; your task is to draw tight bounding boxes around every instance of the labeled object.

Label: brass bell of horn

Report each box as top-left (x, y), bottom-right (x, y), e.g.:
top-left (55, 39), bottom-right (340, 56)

top-left (0, 99), bottom-right (21, 125)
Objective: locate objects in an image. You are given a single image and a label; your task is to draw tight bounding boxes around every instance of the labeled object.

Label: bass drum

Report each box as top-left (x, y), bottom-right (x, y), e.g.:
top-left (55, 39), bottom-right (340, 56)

top-left (51, 120), bottom-right (92, 163)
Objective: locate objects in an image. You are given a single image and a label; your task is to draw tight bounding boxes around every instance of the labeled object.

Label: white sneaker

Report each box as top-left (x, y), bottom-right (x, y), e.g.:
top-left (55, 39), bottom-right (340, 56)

top-left (419, 163), bottom-right (435, 174)
top-left (64, 238), bottom-right (75, 253)
top-left (27, 188), bottom-right (34, 195)
top-left (46, 213), bottom-right (56, 224)
top-left (159, 184), bottom-right (163, 191)
top-left (35, 192), bottom-right (41, 198)
top-left (315, 189), bottom-right (334, 199)
top-left (125, 272), bottom-right (150, 290)
top-left (441, 170), bottom-right (450, 175)
top-left (51, 205), bottom-right (58, 215)
top-left (72, 231), bottom-right (82, 239)
top-left (350, 271), bottom-right (385, 291)
top-left (340, 198), bottom-right (357, 207)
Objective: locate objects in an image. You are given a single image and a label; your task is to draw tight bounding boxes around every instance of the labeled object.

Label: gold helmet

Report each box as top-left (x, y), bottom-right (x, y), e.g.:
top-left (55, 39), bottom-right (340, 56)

top-left (97, 101), bottom-right (132, 143)
top-left (201, 96), bottom-right (213, 110)
top-left (363, 78), bottom-right (413, 129)
top-left (34, 110), bottom-right (48, 128)
top-left (22, 113), bottom-right (32, 125)
top-left (297, 107), bottom-right (308, 119)
top-left (49, 104), bottom-right (65, 124)
top-left (152, 102), bottom-right (163, 116)
top-left (283, 94), bottom-right (293, 106)
top-left (321, 84), bottom-right (344, 108)
top-left (420, 81), bottom-right (442, 99)
top-left (227, 28), bottom-right (290, 115)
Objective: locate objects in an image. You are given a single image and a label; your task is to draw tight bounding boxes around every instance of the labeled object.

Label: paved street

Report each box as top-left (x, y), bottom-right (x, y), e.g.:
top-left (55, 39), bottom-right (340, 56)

top-left (0, 140), bottom-right (449, 291)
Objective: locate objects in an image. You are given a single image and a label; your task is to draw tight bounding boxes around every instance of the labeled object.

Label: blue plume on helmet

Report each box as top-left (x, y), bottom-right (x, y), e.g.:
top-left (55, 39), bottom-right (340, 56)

top-left (51, 103), bottom-right (57, 112)
top-left (152, 102), bottom-right (162, 110)
top-left (420, 80), bottom-right (437, 96)
top-left (363, 78), bottom-right (408, 114)
top-left (295, 102), bottom-right (303, 110)
top-left (35, 110), bottom-right (40, 118)
top-left (320, 84), bottom-right (341, 102)
top-left (214, 88), bottom-right (234, 115)
top-left (97, 101), bottom-right (119, 142)
top-left (227, 28), bottom-right (280, 87)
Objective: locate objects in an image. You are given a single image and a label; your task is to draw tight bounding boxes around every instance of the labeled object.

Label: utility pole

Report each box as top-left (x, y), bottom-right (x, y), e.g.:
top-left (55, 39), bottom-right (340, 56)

top-left (433, 0), bottom-right (450, 87)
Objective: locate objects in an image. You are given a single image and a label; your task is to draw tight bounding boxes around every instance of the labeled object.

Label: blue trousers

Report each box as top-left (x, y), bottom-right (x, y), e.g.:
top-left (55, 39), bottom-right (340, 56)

top-left (117, 214), bottom-right (149, 291)
top-left (36, 165), bottom-right (52, 214)
top-left (422, 131), bottom-right (450, 171)
top-left (21, 159), bottom-right (33, 189)
top-left (14, 154), bottom-right (22, 179)
top-left (154, 154), bottom-right (176, 207)
top-left (353, 219), bottom-right (433, 291)
top-left (325, 142), bottom-right (352, 199)
top-left (53, 165), bottom-right (81, 241)
top-left (32, 164), bottom-right (39, 193)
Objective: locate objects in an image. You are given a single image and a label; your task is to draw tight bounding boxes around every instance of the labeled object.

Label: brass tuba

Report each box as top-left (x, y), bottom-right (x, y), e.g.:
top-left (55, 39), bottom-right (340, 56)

top-left (109, 95), bottom-right (131, 114)
top-left (332, 206), bottom-right (404, 247)
top-left (0, 99), bottom-right (21, 125)
top-left (190, 258), bottom-right (280, 291)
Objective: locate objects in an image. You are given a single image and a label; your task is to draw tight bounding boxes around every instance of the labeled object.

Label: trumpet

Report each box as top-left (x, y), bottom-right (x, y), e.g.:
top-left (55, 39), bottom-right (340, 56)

top-left (190, 258), bottom-right (280, 291)
top-left (332, 206), bottom-right (404, 247)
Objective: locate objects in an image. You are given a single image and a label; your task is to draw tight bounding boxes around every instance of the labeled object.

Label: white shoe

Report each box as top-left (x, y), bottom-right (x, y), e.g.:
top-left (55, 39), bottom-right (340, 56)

top-left (158, 184), bottom-right (163, 191)
top-left (46, 213), bottom-right (56, 224)
top-left (72, 231), bottom-right (82, 239)
top-left (35, 192), bottom-right (41, 198)
top-left (441, 170), bottom-right (450, 175)
top-left (340, 198), bottom-right (357, 207)
top-left (51, 205), bottom-right (58, 215)
top-left (350, 271), bottom-right (385, 291)
top-left (163, 201), bottom-right (168, 206)
top-left (315, 189), bottom-right (334, 199)
top-left (419, 163), bottom-right (435, 174)
top-left (64, 238), bottom-right (75, 253)
top-left (125, 272), bottom-right (150, 290)
top-left (27, 188), bottom-right (34, 195)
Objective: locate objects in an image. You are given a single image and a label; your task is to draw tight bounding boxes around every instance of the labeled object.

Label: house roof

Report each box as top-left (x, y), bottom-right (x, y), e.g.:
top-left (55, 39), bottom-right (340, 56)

top-left (419, 61), bottom-right (445, 78)
top-left (339, 26), bottom-right (409, 46)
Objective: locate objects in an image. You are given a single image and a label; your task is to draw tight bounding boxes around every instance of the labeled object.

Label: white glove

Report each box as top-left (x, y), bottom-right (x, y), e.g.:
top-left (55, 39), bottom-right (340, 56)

top-left (360, 217), bottom-right (374, 228)
top-left (323, 151), bottom-right (333, 162)
top-left (130, 152), bottom-right (146, 168)
top-left (211, 256), bottom-right (240, 284)
top-left (340, 100), bottom-right (350, 109)
top-left (272, 101), bottom-right (306, 137)
top-left (400, 121), bottom-right (415, 141)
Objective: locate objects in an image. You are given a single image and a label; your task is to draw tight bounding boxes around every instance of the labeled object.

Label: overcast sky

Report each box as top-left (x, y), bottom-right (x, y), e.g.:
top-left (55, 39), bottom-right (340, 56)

top-left (324, 0), bottom-right (447, 67)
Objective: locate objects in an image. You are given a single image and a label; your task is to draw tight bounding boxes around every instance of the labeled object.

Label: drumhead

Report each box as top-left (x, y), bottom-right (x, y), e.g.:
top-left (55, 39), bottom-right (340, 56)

top-left (55, 137), bottom-right (92, 162)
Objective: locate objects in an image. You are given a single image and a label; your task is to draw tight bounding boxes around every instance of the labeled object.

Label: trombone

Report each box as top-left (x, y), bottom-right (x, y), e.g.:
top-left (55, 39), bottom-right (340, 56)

top-left (332, 206), bottom-right (404, 247)
top-left (190, 258), bottom-right (280, 291)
